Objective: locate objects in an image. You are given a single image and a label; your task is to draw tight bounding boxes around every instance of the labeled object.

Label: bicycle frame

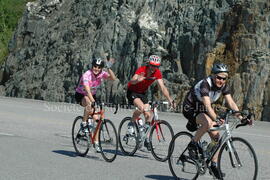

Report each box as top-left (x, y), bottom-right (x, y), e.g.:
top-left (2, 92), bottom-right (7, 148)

top-left (204, 110), bottom-right (251, 166)
top-left (205, 124), bottom-right (232, 165)
top-left (168, 110), bottom-right (256, 179)
top-left (87, 106), bottom-right (105, 144)
top-left (151, 102), bottom-right (166, 142)
top-left (135, 101), bottom-right (168, 142)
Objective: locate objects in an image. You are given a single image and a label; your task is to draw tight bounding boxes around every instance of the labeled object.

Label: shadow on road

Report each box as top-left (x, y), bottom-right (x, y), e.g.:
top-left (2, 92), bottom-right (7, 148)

top-left (52, 150), bottom-right (77, 157)
top-left (145, 175), bottom-right (174, 180)
top-left (52, 150), bottom-right (102, 161)
top-left (116, 150), bottom-right (155, 160)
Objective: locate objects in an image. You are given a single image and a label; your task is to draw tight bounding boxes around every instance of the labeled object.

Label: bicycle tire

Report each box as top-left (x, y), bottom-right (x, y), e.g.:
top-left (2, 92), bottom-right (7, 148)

top-left (168, 131), bottom-right (199, 180)
top-left (99, 119), bottom-right (118, 162)
top-left (218, 137), bottom-right (258, 180)
top-left (118, 117), bottom-right (139, 156)
top-left (72, 116), bottom-right (90, 156)
top-left (149, 120), bottom-right (174, 162)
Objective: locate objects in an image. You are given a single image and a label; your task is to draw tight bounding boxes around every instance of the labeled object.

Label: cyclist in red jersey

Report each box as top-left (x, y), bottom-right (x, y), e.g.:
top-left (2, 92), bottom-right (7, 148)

top-left (127, 55), bottom-right (176, 150)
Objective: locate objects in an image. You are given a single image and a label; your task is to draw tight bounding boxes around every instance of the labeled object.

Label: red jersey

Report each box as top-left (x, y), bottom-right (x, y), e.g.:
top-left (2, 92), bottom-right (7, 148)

top-left (127, 66), bottom-right (162, 93)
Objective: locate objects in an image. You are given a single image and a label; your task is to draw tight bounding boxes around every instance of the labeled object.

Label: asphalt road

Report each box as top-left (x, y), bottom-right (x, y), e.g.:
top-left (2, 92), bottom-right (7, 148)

top-left (0, 96), bottom-right (269, 180)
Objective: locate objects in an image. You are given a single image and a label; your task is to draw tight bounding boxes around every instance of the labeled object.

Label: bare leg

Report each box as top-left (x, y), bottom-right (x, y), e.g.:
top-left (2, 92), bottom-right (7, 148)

top-left (208, 131), bottom-right (220, 162)
top-left (193, 113), bottom-right (214, 142)
top-left (132, 98), bottom-right (144, 121)
top-left (194, 113), bottom-right (220, 162)
top-left (93, 114), bottom-right (99, 142)
top-left (81, 96), bottom-right (93, 122)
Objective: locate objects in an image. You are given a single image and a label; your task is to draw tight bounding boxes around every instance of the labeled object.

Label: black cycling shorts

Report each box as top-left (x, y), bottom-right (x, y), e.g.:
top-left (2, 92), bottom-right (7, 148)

top-left (182, 103), bottom-right (208, 132)
top-left (75, 92), bottom-right (96, 104)
top-left (127, 89), bottom-right (148, 105)
top-left (75, 92), bottom-right (84, 104)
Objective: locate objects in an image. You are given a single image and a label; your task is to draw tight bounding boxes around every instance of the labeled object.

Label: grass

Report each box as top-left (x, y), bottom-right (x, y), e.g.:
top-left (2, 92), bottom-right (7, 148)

top-left (0, 0), bottom-right (34, 65)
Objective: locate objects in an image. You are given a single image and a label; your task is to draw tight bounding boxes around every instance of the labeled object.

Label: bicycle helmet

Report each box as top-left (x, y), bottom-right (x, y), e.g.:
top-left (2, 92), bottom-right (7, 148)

top-left (211, 63), bottom-right (229, 74)
top-left (92, 57), bottom-right (105, 68)
top-left (149, 55), bottom-right (161, 66)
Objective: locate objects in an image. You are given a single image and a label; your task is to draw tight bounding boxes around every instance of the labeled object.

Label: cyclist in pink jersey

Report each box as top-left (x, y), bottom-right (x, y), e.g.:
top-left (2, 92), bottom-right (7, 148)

top-left (75, 57), bottom-right (116, 152)
top-left (127, 55), bottom-right (176, 150)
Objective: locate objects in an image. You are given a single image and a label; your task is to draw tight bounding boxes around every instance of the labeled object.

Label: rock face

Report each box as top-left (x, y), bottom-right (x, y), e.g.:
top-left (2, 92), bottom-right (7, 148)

top-left (1, 0), bottom-right (270, 121)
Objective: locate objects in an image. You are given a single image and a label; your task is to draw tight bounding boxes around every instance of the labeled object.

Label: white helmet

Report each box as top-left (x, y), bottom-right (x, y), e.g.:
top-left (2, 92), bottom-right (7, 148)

top-left (149, 55), bottom-right (161, 66)
top-left (211, 63), bottom-right (229, 74)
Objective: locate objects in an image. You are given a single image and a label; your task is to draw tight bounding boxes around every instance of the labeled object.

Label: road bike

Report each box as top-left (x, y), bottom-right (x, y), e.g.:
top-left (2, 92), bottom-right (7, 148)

top-left (118, 101), bottom-right (174, 162)
top-left (168, 109), bottom-right (258, 179)
top-left (72, 103), bottom-right (118, 162)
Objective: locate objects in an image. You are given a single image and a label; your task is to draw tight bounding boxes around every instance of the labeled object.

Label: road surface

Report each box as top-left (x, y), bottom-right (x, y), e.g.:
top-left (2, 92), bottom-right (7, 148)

top-left (0, 97), bottom-right (269, 180)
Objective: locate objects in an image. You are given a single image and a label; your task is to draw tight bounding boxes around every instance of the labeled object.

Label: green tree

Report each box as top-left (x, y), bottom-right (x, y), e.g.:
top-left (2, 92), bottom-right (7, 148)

top-left (0, 0), bottom-right (33, 65)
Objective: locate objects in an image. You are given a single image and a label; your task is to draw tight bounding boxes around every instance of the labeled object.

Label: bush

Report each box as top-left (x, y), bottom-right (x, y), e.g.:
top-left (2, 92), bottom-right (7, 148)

top-left (0, 0), bottom-right (33, 65)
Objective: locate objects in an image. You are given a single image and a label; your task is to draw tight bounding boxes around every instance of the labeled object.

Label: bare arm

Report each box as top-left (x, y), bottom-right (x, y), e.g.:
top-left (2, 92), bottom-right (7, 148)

top-left (202, 96), bottom-right (217, 121)
top-left (157, 79), bottom-right (174, 106)
top-left (104, 57), bottom-right (116, 81)
top-left (84, 85), bottom-right (95, 102)
top-left (224, 94), bottom-right (239, 111)
top-left (106, 68), bottom-right (116, 81)
top-left (224, 94), bottom-right (243, 118)
top-left (129, 73), bottom-right (146, 85)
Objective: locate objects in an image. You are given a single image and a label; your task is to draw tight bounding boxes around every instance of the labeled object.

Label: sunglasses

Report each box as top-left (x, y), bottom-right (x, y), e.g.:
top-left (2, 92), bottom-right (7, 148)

top-left (93, 65), bottom-right (102, 69)
top-left (216, 75), bottom-right (227, 81)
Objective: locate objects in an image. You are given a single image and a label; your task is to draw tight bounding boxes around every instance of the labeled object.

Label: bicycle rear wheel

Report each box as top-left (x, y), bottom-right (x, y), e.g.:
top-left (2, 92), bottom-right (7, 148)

top-left (118, 117), bottom-right (139, 156)
top-left (218, 137), bottom-right (258, 180)
top-left (72, 116), bottom-right (90, 156)
top-left (149, 120), bottom-right (174, 162)
top-left (99, 119), bottom-right (118, 162)
top-left (168, 131), bottom-right (199, 180)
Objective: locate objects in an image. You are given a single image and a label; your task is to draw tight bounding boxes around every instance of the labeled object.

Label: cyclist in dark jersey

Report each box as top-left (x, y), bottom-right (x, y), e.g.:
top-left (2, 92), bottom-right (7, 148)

top-left (127, 55), bottom-right (176, 150)
top-left (183, 63), bottom-right (242, 179)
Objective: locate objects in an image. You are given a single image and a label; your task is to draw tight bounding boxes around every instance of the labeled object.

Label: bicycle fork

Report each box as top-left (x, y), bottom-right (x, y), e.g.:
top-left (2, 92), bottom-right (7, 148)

top-left (226, 139), bottom-right (242, 168)
top-left (154, 122), bottom-right (166, 142)
top-left (100, 121), bottom-right (112, 142)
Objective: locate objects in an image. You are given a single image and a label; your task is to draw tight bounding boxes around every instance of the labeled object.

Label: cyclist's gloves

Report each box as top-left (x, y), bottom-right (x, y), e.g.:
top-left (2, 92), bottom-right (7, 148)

top-left (214, 116), bottom-right (224, 126)
top-left (106, 60), bottom-right (113, 69)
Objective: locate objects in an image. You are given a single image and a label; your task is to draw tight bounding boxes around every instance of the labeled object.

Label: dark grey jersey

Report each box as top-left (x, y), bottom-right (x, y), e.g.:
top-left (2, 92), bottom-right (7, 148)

top-left (184, 76), bottom-right (231, 107)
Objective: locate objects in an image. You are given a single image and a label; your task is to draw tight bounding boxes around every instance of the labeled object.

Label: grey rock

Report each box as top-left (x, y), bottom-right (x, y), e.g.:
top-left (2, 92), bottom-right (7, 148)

top-left (2, 0), bottom-right (270, 120)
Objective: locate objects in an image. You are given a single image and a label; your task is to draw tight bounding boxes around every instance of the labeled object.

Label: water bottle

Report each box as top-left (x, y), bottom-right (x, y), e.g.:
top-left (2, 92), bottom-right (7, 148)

top-left (88, 118), bottom-right (94, 132)
top-left (138, 119), bottom-right (145, 140)
top-left (206, 140), bottom-right (218, 155)
top-left (138, 119), bottom-right (144, 130)
top-left (127, 122), bottom-right (135, 134)
top-left (201, 141), bottom-right (208, 151)
top-left (201, 141), bottom-right (208, 157)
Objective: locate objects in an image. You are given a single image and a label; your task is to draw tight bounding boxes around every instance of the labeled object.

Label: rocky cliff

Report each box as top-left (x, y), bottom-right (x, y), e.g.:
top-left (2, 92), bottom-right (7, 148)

top-left (0, 0), bottom-right (269, 121)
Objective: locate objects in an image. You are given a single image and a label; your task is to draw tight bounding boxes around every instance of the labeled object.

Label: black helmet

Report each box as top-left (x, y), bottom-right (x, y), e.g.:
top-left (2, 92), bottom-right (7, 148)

top-left (211, 63), bottom-right (229, 74)
top-left (92, 57), bottom-right (105, 68)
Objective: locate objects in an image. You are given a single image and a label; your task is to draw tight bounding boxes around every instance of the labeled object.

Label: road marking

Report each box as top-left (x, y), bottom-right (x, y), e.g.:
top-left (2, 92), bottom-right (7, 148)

top-left (0, 132), bottom-right (15, 136)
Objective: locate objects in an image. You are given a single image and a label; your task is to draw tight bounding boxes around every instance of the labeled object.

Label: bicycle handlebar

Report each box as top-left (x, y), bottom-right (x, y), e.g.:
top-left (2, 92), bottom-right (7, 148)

top-left (218, 109), bottom-right (254, 128)
top-left (148, 101), bottom-right (169, 106)
top-left (91, 102), bottom-right (119, 114)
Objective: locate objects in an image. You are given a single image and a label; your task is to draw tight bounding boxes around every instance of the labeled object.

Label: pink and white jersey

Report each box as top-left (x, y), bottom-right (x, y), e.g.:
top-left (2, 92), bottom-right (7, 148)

top-left (76, 70), bottom-right (109, 95)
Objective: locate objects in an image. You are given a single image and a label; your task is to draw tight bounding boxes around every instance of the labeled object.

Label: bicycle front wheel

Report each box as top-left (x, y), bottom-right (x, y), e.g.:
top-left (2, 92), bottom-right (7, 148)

top-left (218, 137), bottom-right (258, 180)
top-left (168, 131), bottom-right (199, 180)
top-left (149, 120), bottom-right (174, 162)
top-left (72, 116), bottom-right (90, 156)
top-left (99, 119), bottom-right (118, 162)
top-left (118, 117), bottom-right (139, 156)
